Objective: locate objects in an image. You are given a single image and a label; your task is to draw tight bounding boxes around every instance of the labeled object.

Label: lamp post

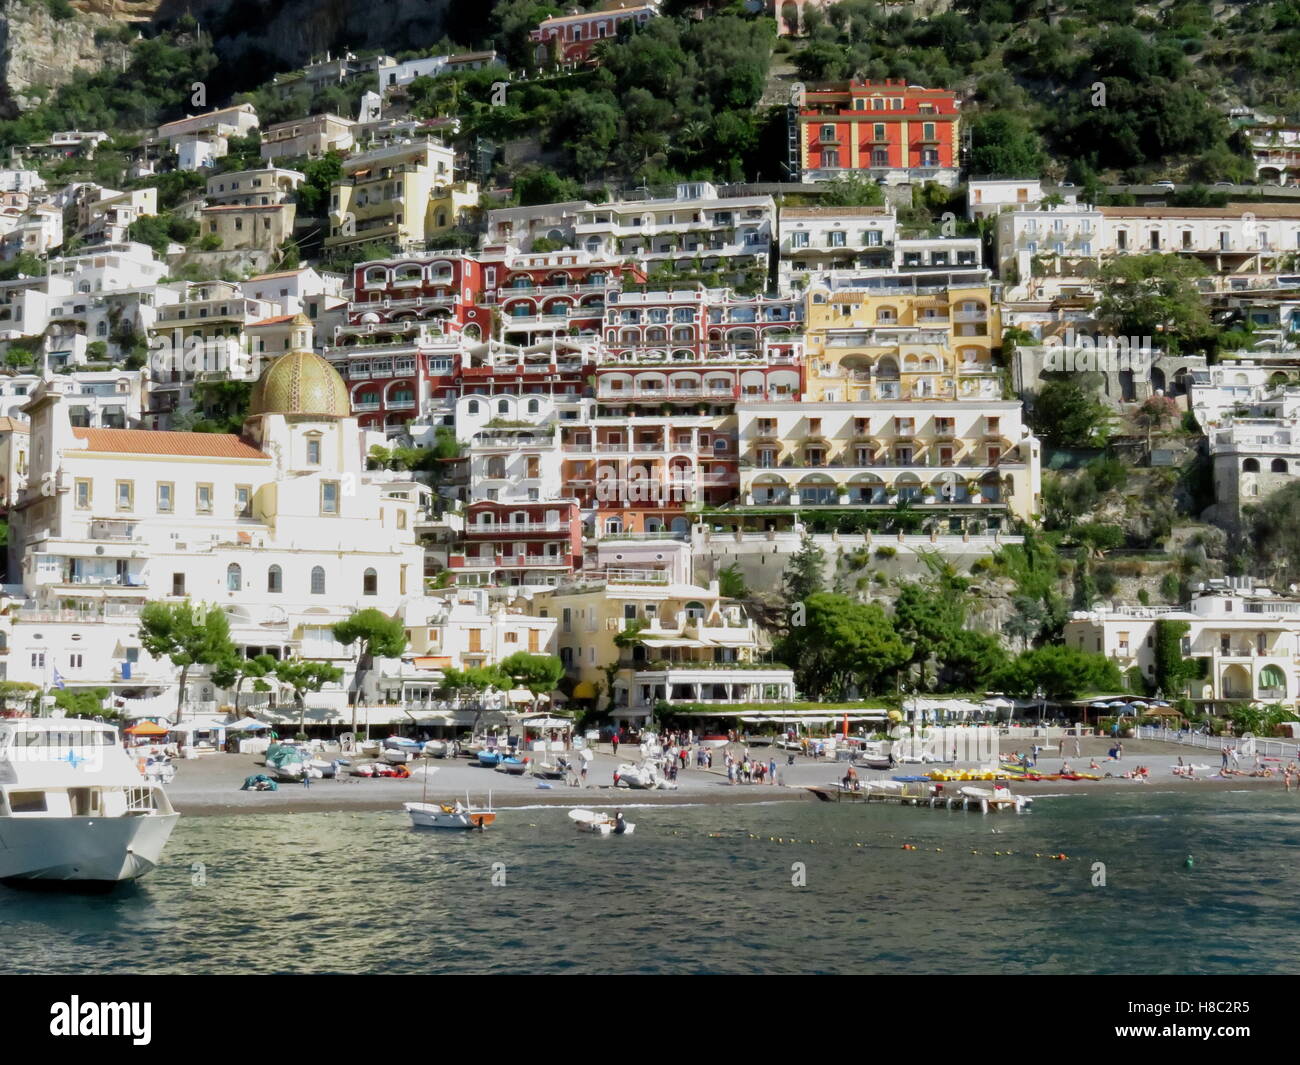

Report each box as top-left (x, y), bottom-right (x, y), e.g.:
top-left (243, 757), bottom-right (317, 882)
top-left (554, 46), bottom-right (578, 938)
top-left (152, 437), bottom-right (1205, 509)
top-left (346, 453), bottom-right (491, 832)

top-left (1034, 684), bottom-right (1046, 736)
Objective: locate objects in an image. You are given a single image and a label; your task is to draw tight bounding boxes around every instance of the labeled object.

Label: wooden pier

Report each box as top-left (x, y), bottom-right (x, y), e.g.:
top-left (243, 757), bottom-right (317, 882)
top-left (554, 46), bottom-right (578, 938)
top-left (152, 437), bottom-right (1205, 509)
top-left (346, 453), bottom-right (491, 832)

top-left (806, 783), bottom-right (1030, 813)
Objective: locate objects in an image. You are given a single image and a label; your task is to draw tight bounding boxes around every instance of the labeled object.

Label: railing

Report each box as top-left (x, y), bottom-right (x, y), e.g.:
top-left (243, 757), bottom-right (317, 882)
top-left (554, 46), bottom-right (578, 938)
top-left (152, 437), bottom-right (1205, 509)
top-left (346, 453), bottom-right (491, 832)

top-left (466, 522), bottom-right (568, 535)
top-left (1138, 725), bottom-right (1300, 762)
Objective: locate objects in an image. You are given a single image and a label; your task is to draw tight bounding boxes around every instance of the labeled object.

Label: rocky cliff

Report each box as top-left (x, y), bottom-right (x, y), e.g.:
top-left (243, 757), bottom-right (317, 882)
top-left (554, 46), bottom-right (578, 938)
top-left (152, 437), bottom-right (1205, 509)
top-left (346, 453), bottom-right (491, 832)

top-left (0, 0), bottom-right (149, 112)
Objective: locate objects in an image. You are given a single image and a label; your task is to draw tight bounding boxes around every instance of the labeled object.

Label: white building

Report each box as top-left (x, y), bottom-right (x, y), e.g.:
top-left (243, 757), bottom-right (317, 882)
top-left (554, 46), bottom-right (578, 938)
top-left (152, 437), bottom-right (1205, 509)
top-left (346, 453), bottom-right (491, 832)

top-left (572, 182), bottom-right (774, 281)
top-left (205, 167), bottom-right (305, 207)
top-left (2, 352), bottom-right (432, 716)
top-left (966, 179), bottom-right (1076, 220)
top-left (1065, 580), bottom-right (1300, 709)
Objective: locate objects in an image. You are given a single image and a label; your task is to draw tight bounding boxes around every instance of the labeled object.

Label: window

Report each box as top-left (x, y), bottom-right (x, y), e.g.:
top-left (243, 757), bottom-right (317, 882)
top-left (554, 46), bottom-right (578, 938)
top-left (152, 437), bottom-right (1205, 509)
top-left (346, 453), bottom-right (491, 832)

top-left (156, 482), bottom-right (174, 513)
top-left (235, 485), bottom-right (251, 517)
top-left (68, 653), bottom-right (82, 669)
top-left (115, 480), bottom-right (134, 511)
top-left (310, 566), bottom-right (326, 595)
top-left (321, 480), bottom-right (340, 515)
top-left (75, 479), bottom-right (92, 509)
top-left (227, 563), bottom-right (242, 592)
top-left (306, 437), bottom-right (321, 465)
top-left (828, 231), bottom-right (846, 248)
top-left (267, 565), bottom-right (282, 593)
top-left (820, 124), bottom-right (835, 141)
top-left (196, 484), bottom-right (213, 513)
top-left (30, 652), bottom-right (45, 669)
top-left (792, 231), bottom-right (809, 248)
top-left (363, 568), bottom-right (378, 595)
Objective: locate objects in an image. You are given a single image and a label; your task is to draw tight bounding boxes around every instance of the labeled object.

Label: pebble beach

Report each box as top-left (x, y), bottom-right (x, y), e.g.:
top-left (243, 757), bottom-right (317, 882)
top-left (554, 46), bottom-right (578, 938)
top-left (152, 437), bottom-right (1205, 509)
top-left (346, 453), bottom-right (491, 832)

top-left (163, 735), bottom-right (1293, 816)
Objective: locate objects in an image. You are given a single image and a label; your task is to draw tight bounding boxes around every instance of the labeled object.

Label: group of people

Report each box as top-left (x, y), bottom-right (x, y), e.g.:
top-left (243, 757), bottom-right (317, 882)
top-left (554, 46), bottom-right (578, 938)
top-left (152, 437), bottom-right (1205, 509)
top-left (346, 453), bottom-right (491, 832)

top-left (725, 752), bottom-right (779, 785)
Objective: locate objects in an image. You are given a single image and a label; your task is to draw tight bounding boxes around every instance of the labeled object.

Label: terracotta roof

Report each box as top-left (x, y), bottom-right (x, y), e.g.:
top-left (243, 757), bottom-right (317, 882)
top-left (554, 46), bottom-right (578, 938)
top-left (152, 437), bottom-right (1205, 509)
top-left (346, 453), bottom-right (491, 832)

top-left (248, 314), bottom-right (297, 326)
top-left (0, 416), bottom-right (29, 432)
top-left (71, 428), bottom-right (269, 459)
top-left (1099, 203), bottom-right (1300, 219)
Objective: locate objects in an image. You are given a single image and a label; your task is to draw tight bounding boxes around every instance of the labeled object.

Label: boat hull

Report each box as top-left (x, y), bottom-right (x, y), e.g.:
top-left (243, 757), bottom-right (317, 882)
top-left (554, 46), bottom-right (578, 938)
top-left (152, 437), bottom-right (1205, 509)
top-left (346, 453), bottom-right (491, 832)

top-left (0, 814), bottom-right (179, 884)
top-left (403, 803), bottom-right (495, 830)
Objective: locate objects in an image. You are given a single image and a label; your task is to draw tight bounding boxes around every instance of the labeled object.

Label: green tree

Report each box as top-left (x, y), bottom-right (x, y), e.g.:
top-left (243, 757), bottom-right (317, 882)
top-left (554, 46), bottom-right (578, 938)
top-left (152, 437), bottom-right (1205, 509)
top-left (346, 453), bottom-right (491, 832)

top-left (783, 534), bottom-right (826, 604)
top-left (999, 644), bottom-right (1122, 698)
top-left (211, 652), bottom-right (279, 714)
top-left (498, 650), bottom-right (565, 703)
top-left (52, 686), bottom-right (112, 718)
top-left (332, 608), bottom-right (408, 730)
top-left (718, 562), bottom-right (748, 599)
top-left (777, 592), bottom-right (909, 700)
top-left (965, 111), bottom-right (1044, 177)
top-left (1096, 254), bottom-right (1211, 351)
top-left (139, 601), bottom-right (236, 721)
top-left (1030, 379), bottom-right (1113, 448)
top-left (274, 658), bottom-right (345, 736)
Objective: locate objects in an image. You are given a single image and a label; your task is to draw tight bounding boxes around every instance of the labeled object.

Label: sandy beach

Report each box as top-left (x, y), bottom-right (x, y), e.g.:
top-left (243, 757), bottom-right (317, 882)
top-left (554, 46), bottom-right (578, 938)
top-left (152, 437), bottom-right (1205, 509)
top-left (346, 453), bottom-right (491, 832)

top-left (162, 735), bottom-right (1291, 816)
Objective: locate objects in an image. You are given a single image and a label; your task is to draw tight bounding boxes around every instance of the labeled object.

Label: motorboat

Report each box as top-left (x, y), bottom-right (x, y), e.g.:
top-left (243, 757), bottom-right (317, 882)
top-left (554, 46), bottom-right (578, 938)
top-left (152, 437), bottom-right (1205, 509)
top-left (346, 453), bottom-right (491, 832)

top-left (265, 743), bottom-right (313, 781)
top-left (494, 756), bottom-right (528, 775)
top-left (421, 740), bottom-right (447, 759)
top-left (477, 749), bottom-right (508, 768)
top-left (0, 717), bottom-right (179, 885)
top-left (359, 740), bottom-right (381, 758)
top-left (569, 808), bottom-right (635, 836)
top-left (404, 799), bottom-right (496, 830)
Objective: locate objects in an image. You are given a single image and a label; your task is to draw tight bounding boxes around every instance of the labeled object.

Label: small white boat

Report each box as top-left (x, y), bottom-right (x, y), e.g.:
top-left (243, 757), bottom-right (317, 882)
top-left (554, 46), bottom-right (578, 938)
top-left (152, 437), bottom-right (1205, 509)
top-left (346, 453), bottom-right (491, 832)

top-left (421, 740), bottom-right (447, 758)
top-left (404, 800), bottom-right (496, 830)
top-left (380, 747), bottom-right (410, 765)
top-left (359, 740), bottom-right (381, 758)
top-left (568, 808), bottom-right (634, 836)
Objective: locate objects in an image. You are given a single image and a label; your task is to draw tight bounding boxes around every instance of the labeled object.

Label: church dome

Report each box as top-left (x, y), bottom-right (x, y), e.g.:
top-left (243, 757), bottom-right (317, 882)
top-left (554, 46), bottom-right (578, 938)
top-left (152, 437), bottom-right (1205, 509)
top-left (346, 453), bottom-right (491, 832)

top-left (249, 351), bottom-right (350, 418)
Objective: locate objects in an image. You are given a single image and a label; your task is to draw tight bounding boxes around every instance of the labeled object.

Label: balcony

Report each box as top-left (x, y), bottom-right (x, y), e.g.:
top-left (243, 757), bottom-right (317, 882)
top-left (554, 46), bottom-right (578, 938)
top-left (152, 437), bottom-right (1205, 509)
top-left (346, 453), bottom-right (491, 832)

top-left (450, 554), bottom-right (572, 569)
top-left (465, 522), bottom-right (569, 536)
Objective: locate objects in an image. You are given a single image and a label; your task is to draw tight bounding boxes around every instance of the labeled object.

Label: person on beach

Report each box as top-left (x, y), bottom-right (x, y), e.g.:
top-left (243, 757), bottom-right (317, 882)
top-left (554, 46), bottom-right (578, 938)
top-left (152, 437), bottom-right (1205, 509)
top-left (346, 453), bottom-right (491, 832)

top-left (769, 757), bottom-right (777, 784)
top-left (612, 732), bottom-right (619, 757)
top-left (1074, 738), bottom-right (1082, 759)
top-left (726, 761), bottom-right (736, 785)
top-left (1221, 746), bottom-right (1230, 771)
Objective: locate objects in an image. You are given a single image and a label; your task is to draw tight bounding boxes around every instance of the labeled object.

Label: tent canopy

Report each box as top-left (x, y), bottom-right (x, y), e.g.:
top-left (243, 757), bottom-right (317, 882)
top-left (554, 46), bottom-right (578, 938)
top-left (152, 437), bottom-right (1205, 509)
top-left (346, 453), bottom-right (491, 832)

top-left (224, 718), bottom-right (271, 731)
top-left (125, 721), bottom-right (168, 736)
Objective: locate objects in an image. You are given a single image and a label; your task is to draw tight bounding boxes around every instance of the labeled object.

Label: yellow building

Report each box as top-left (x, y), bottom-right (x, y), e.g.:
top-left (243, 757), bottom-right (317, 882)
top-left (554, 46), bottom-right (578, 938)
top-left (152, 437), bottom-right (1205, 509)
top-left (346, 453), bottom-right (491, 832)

top-left (529, 576), bottom-right (795, 729)
top-left (801, 272), bottom-right (1002, 403)
top-left (325, 139), bottom-right (477, 251)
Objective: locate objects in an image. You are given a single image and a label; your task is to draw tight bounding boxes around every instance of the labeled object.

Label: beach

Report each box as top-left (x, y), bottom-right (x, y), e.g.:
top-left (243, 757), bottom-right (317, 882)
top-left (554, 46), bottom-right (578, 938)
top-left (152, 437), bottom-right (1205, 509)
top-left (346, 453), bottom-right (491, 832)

top-left (164, 735), bottom-right (1291, 816)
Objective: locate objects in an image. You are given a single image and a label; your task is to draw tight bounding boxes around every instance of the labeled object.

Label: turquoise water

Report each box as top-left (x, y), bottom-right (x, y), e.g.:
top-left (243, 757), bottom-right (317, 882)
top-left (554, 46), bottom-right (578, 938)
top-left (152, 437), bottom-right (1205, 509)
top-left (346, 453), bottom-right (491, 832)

top-left (2, 790), bottom-right (1297, 974)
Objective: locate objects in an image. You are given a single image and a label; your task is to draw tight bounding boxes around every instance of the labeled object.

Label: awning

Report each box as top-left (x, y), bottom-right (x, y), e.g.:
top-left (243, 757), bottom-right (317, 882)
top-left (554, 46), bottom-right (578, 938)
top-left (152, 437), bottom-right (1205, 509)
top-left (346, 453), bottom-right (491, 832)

top-left (125, 721), bottom-right (168, 736)
top-left (573, 682), bottom-right (597, 699)
top-left (507, 688), bottom-right (534, 703)
top-left (639, 636), bottom-right (710, 648)
top-left (412, 656), bottom-right (452, 670)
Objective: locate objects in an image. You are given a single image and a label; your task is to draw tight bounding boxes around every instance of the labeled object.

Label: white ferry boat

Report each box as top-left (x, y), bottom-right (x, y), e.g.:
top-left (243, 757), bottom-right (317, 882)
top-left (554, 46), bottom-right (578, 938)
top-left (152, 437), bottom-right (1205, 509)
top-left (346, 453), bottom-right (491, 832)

top-left (0, 718), bottom-right (179, 885)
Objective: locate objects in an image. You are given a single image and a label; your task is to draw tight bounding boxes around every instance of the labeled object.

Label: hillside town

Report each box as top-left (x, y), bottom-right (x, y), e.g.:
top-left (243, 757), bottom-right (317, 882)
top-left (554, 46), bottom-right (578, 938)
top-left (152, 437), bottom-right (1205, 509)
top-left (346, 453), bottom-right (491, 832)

top-left (0, 0), bottom-right (1298, 748)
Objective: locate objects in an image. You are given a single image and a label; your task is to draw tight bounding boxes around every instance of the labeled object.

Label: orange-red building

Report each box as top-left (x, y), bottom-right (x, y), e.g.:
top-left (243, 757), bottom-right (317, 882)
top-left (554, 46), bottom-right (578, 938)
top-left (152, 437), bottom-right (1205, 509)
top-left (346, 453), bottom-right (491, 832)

top-left (796, 79), bottom-right (961, 187)
top-left (531, 2), bottom-right (658, 66)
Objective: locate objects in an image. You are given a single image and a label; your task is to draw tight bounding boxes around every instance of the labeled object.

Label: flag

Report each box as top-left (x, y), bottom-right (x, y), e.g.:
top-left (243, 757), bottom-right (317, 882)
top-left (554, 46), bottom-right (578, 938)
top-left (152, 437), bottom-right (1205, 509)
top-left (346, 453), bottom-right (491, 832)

top-left (52, 667), bottom-right (66, 690)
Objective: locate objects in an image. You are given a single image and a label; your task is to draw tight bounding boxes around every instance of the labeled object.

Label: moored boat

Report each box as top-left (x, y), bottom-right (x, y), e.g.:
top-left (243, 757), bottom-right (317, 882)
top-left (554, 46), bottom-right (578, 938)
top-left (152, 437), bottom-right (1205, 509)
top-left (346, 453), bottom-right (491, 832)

top-left (404, 800), bottom-right (496, 830)
top-left (0, 718), bottom-right (179, 885)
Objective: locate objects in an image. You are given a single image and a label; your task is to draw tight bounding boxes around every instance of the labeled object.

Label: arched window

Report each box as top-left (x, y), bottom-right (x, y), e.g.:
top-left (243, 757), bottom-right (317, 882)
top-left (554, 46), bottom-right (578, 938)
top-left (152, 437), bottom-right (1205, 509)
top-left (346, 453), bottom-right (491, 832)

top-left (1260, 665), bottom-right (1286, 690)
top-left (363, 568), bottom-right (378, 595)
top-left (467, 399), bottom-right (480, 415)
top-left (267, 565), bottom-right (282, 593)
top-left (527, 399), bottom-right (540, 414)
top-left (497, 399), bottom-right (510, 414)
top-left (1271, 458), bottom-right (1288, 474)
top-left (1243, 458), bottom-right (1261, 473)
top-left (226, 563), bottom-right (242, 592)
top-left (311, 566), bottom-right (326, 595)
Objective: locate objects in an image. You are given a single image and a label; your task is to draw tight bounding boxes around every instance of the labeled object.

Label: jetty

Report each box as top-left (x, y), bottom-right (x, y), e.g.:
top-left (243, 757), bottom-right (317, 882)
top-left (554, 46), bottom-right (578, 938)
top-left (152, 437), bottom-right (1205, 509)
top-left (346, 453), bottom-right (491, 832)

top-left (806, 781), bottom-right (1031, 813)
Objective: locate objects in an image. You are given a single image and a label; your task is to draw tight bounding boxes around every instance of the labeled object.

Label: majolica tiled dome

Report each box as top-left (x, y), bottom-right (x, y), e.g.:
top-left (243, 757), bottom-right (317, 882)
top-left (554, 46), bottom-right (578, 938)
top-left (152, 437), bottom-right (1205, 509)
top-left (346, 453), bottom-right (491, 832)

top-left (249, 351), bottom-right (350, 418)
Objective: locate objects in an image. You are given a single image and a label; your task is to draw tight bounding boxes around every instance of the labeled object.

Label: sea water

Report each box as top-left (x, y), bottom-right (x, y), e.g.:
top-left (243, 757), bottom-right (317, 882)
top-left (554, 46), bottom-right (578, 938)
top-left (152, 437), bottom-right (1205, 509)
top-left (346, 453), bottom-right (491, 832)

top-left (2, 790), bottom-right (1297, 974)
